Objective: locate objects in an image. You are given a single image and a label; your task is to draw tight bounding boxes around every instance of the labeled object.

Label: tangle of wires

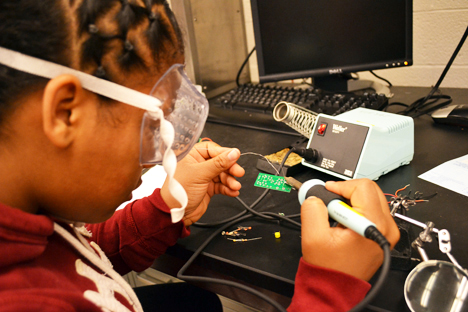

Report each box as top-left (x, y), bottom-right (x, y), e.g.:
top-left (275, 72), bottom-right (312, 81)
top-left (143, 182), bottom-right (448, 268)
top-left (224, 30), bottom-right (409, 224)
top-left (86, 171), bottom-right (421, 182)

top-left (387, 25), bottom-right (468, 118)
top-left (177, 147), bottom-right (304, 312)
top-left (176, 146), bottom-right (391, 312)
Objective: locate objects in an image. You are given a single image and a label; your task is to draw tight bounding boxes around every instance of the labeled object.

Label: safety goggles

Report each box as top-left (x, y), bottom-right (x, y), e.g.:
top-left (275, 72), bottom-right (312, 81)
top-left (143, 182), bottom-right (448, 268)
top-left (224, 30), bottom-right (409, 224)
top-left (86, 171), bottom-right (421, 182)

top-left (0, 47), bottom-right (209, 223)
top-left (0, 47), bottom-right (208, 166)
top-left (140, 64), bottom-right (209, 165)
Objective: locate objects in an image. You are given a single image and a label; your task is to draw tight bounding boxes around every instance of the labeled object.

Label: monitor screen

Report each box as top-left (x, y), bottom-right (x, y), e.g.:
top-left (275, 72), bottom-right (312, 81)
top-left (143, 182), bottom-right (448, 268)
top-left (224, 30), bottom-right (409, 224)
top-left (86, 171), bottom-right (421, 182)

top-left (250, 0), bottom-right (413, 90)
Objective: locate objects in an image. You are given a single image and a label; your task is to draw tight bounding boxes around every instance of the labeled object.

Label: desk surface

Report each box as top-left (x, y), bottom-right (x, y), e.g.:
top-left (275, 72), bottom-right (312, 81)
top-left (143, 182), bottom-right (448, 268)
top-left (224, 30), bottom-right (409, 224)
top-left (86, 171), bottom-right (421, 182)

top-left (152, 86), bottom-right (468, 312)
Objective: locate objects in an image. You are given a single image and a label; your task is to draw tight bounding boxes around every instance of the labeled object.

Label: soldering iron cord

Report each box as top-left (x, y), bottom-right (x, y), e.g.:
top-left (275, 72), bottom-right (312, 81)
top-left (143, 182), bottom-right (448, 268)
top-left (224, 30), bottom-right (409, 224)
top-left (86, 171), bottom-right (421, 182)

top-left (177, 214), bottom-right (289, 312)
top-left (181, 147), bottom-right (390, 312)
top-left (349, 243), bottom-right (391, 312)
top-left (179, 148), bottom-right (302, 312)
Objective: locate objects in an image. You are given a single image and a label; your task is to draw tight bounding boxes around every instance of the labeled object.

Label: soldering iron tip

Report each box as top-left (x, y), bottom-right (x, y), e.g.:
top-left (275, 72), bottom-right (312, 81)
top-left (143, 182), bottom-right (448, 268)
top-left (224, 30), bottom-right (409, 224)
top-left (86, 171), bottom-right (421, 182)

top-left (285, 176), bottom-right (302, 190)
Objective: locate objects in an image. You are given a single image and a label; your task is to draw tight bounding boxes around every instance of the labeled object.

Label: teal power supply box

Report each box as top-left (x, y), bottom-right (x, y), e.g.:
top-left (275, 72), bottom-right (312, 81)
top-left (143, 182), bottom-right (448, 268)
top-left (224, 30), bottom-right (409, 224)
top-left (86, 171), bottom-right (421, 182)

top-left (302, 108), bottom-right (414, 180)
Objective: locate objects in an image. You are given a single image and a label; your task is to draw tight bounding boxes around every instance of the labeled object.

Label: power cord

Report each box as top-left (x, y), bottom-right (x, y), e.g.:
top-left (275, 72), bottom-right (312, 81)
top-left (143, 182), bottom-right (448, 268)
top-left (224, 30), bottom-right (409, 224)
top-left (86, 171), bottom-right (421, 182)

top-left (388, 25), bottom-right (468, 118)
top-left (350, 229), bottom-right (391, 312)
top-left (369, 70), bottom-right (393, 87)
top-left (236, 46), bottom-right (256, 87)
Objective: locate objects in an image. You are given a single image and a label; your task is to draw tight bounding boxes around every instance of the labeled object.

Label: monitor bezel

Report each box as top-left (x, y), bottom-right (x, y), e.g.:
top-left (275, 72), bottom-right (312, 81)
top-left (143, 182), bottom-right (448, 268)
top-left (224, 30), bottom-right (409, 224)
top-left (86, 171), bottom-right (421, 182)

top-left (250, 0), bottom-right (413, 84)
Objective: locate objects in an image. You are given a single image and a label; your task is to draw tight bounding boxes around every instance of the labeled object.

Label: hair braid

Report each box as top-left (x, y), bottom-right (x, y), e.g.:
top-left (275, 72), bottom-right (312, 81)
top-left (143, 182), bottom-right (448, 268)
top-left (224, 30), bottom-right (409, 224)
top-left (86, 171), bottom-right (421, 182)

top-left (77, 0), bottom-right (184, 82)
top-left (0, 0), bottom-right (184, 134)
top-left (77, 0), bottom-right (116, 35)
top-left (117, 1), bottom-right (147, 32)
top-left (116, 1), bottom-right (148, 71)
top-left (145, 1), bottom-right (184, 62)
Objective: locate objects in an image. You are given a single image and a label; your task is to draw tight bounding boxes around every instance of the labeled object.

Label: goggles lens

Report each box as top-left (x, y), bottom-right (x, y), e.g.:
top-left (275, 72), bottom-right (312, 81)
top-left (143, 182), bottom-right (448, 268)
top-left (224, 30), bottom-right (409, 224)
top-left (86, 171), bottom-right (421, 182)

top-left (140, 64), bottom-right (209, 165)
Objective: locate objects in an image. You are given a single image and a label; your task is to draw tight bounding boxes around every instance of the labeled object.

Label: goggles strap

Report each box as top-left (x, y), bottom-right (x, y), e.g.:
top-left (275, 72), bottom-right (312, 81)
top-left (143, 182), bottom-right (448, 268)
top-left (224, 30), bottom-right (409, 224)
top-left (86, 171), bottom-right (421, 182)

top-left (0, 47), bottom-right (162, 111)
top-left (158, 110), bottom-right (188, 223)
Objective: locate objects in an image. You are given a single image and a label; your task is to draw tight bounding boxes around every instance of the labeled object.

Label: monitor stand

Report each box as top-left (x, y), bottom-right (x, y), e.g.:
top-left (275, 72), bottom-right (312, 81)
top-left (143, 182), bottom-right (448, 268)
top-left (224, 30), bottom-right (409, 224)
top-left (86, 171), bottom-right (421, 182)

top-left (313, 75), bottom-right (393, 98)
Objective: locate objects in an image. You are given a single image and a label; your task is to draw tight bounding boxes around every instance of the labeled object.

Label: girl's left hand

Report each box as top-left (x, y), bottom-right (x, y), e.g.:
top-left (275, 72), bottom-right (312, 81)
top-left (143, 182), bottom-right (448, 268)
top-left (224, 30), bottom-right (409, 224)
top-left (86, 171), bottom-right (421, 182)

top-left (160, 141), bottom-right (245, 226)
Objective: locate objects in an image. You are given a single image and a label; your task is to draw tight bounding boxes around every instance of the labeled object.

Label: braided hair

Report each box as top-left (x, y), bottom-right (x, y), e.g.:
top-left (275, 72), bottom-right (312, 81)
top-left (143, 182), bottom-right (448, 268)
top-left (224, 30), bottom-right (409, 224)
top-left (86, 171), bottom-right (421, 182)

top-left (0, 0), bottom-right (184, 134)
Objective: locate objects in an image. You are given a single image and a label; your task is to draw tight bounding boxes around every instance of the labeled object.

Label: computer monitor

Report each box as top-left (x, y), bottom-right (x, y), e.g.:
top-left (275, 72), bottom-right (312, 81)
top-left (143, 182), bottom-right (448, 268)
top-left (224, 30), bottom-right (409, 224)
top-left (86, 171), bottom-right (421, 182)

top-left (250, 0), bottom-right (413, 93)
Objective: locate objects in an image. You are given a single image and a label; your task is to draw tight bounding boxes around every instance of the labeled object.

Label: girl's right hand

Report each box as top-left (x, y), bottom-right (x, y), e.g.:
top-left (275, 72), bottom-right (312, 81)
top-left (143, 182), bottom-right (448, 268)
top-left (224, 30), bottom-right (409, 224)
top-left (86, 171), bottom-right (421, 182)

top-left (300, 178), bottom-right (400, 281)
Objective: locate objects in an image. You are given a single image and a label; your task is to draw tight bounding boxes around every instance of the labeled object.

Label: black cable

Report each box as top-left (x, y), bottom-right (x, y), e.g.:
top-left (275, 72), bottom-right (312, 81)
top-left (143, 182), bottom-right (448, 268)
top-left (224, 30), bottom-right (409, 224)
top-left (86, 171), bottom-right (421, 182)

top-left (178, 214), bottom-right (289, 312)
top-left (182, 147), bottom-right (390, 312)
top-left (350, 243), bottom-right (391, 312)
top-left (193, 148), bottom-right (298, 228)
top-left (366, 304), bottom-right (394, 312)
top-left (236, 196), bottom-right (302, 228)
top-left (349, 227), bottom-right (391, 312)
top-left (183, 148), bottom-right (302, 312)
top-left (194, 210), bottom-right (248, 228)
top-left (419, 25), bottom-right (468, 107)
top-left (397, 93), bottom-right (452, 117)
top-left (411, 95), bottom-right (452, 118)
top-left (369, 70), bottom-right (393, 87)
top-left (236, 46), bottom-right (256, 87)
top-left (398, 25), bottom-right (468, 118)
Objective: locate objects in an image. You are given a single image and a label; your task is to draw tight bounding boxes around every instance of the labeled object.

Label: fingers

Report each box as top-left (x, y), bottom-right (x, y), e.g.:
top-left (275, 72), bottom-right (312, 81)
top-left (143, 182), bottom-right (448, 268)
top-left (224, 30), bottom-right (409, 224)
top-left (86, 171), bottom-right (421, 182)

top-left (214, 182), bottom-right (241, 198)
top-left (209, 148), bottom-right (242, 176)
top-left (301, 197), bottom-right (331, 246)
top-left (189, 142), bottom-right (245, 197)
top-left (325, 179), bottom-right (386, 218)
top-left (325, 179), bottom-right (400, 248)
top-left (193, 141), bottom-right (224, 159)
top-left (210, 171), bottom-right (242, 197)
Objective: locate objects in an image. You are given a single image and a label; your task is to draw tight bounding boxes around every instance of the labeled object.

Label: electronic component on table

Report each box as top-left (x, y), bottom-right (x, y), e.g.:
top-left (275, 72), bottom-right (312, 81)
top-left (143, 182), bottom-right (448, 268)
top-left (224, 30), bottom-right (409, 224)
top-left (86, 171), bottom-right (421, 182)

top-left (302, 108), bottom-right (414, 181)
top-left (208, 83), bottom-right (388, 135)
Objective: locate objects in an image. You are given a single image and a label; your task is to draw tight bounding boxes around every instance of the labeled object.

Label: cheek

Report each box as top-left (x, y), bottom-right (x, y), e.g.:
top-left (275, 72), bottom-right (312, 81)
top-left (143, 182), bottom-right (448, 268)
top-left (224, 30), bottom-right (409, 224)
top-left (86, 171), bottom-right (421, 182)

top-left (92, 119), bottom-right (143, 192)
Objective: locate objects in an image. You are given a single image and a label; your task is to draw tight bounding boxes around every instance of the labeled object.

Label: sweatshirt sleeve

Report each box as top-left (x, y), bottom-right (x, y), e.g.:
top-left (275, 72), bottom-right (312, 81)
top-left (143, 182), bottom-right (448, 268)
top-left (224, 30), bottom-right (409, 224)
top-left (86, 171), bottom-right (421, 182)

top-left (86, 188), bottom-right (190, 275)
top-left (288, 258), bottom-right (371, 312)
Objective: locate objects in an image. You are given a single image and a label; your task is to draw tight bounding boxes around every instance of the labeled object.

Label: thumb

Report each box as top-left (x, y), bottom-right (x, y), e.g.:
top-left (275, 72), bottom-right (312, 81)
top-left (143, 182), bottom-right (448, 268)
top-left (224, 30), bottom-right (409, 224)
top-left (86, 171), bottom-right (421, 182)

top-left (200, 148), bottom-right (241, 177)
top-left (301, 196), bottom-right (331, 241)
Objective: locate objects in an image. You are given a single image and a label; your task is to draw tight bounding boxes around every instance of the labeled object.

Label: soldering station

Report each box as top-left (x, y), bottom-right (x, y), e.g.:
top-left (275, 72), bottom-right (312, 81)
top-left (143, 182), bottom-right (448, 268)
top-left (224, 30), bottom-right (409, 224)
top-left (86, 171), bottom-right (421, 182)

top-left (169, 2), bottom-right (468, 311)
top-left (2, 0), bottom-right (468, 311)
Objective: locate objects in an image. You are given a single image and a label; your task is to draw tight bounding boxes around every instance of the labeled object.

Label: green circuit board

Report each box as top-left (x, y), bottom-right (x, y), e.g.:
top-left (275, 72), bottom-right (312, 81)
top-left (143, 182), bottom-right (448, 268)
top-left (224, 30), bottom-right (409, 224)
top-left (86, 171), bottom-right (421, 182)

top-left (254, 173), bottom-right (291, 193)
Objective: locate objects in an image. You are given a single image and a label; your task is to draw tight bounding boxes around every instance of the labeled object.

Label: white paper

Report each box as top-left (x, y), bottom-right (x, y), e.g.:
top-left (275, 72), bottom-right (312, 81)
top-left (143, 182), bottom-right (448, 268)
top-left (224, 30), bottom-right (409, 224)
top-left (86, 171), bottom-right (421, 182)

top-left (117, 165), bottom-right (167, 210)
top-left (419, 154), bottom-right (468, 197)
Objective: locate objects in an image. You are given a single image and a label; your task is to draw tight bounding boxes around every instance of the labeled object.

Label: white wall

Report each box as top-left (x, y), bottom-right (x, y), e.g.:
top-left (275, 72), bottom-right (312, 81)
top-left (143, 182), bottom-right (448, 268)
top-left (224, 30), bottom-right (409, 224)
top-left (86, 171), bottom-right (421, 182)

top-left (242, 0), bottom-right (468, 88)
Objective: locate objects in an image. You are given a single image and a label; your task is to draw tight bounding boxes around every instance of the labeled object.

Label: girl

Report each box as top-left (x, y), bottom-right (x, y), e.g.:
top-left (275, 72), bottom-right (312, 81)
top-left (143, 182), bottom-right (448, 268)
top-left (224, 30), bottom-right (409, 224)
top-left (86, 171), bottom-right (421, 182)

top-left (0, 1), bottom-right (399, 311)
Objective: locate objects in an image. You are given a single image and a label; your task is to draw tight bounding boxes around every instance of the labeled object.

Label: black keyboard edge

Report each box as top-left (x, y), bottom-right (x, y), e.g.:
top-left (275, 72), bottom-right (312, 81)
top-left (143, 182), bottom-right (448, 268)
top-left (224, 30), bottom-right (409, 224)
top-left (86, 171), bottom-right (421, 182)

top-left (207, 84), bottom-right (389, 136)
top-left (207, 104), bottom-right (302, 137)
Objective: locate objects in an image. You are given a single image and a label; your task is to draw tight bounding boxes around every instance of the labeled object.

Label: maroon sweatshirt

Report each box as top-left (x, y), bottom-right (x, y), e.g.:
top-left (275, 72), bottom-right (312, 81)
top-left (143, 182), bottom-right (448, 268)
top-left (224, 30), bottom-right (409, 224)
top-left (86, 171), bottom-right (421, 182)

top-left (0, 188), bottom-right (369, 311)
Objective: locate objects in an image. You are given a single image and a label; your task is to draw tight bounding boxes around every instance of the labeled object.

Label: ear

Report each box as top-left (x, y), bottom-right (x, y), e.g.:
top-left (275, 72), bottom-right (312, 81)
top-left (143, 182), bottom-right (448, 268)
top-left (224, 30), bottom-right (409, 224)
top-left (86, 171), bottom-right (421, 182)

top-left (42, 75), bottom-right (89, 148)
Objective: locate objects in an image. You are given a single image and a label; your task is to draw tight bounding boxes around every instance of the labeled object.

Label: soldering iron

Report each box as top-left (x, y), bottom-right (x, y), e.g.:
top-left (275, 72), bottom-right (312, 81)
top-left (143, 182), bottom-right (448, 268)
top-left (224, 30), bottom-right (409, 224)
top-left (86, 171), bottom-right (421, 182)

top-left (286, 176), bottom-right (391, 312)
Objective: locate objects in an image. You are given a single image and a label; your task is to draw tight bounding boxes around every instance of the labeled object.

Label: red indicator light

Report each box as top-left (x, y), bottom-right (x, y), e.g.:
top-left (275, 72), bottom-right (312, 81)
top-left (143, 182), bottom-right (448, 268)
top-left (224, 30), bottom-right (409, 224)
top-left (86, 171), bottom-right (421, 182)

top-left (317, 123), bottom-right (327, 135)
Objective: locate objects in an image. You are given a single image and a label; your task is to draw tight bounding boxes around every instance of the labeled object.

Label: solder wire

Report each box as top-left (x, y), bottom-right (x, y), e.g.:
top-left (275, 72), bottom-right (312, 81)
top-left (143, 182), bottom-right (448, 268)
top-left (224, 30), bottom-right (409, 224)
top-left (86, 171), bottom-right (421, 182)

top-left (194, 149), bottom-right (299, 228)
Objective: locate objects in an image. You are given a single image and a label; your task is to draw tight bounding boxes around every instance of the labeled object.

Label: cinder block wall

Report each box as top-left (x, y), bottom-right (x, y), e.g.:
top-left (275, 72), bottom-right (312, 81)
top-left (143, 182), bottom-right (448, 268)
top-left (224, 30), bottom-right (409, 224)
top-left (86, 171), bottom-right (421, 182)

top-left (243, 0), bottom-right (468, 88)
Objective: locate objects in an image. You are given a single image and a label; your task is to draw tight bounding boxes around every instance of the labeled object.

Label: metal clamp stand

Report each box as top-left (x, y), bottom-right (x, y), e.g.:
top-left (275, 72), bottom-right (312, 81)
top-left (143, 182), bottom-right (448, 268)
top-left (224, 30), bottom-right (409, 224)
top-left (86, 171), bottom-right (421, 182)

top-left (393, 213), bottom-right (465, 273)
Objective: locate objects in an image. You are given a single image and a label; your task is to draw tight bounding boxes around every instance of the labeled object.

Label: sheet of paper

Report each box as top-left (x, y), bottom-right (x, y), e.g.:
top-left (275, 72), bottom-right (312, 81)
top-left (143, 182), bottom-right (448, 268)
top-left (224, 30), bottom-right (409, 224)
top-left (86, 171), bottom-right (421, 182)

top-left (117, 165), bottom-right (167, 210)
top-left (419, 154), bottom-right (468, 197)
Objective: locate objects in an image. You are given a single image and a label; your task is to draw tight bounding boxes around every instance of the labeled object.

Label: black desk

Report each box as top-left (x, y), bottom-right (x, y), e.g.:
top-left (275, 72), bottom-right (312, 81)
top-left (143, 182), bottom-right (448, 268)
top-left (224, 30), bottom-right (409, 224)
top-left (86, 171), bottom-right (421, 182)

top-left (152, 87), bottom-right (468, 312)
